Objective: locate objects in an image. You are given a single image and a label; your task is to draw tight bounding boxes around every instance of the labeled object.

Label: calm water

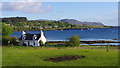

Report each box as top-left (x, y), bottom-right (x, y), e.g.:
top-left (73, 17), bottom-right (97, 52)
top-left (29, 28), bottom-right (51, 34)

top-left (10, 28), bottom-right (119, 41)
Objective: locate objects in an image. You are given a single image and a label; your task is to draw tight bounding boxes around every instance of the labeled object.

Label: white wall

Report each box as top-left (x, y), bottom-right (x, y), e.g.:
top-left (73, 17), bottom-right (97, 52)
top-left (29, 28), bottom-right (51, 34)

top-left (20, 40), bottom-right (39, 46)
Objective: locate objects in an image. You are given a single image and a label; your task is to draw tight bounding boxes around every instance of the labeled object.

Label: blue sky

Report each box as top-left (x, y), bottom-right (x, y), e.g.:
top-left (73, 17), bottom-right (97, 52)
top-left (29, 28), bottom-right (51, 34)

top-left (2, 2), bottom-right (118, 26)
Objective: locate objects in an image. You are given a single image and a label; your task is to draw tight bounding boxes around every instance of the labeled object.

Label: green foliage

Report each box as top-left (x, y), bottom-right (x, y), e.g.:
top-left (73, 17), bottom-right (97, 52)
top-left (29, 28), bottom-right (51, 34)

top-left (2, 36), bottom-right (11, 45)
top-left (66, 35), bottom-right (80, 47)
top-left (106, 43), bottom-right (110, 52)
top-left (2, 23), bottom-right (12, 36)
top-left (46, 43), bottom-right (57, 46)
top-left (1, 17), bottom-right (105, 31)
top-left (39, 40), bottom-right (44, 46)
top-left (72, 24), bottom-right (79, 28)
top-left (18, 42), bottom-right (21, 45)
top-left (22, 43), bottom-right (27, 46)
top-left (10, 36), bottom-right (17, 45)
top-left (2, 36), bottom-right (17, 45)
top-left (2, 17), bottom-right (27, 24)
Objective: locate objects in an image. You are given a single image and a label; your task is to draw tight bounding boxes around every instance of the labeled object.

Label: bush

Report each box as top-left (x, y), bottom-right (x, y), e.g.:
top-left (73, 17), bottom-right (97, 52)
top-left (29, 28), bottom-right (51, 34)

top-left (22, 43), bottom-right (27, 46)
top-left (106, 43), bottom-right (110, 52)
top-left (2, 36), bottom-right (17, 45)
top-left (2, 23), bottom-right (12, 36)
top-left (39, 40), bottom-right (44, 46)
top-left (2, 36), bottom-right (11, 45)
top-left (10, 36), bottom-right (17, 45)
top-left (46, 43), bottom-right (57, 46)
top-left (66, 35), bottom-right (80, 47)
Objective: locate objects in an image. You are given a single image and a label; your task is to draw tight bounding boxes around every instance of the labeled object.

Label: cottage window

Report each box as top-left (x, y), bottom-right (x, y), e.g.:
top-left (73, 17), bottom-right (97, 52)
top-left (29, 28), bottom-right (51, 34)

top-left (22, 35), bottom-right (26, 40)
top-left (33, 35), bottom-right (37, 40)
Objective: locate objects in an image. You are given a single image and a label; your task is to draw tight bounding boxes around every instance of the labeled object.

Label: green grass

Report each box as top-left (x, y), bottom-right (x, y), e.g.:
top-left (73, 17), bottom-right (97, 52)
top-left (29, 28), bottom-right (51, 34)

top-left (2, 46), bottom-right (118, 66)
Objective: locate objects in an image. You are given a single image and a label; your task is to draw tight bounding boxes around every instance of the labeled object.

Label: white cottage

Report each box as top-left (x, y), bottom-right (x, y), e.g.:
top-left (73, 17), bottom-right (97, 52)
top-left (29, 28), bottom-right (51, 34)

top-left (19, 30), bottom-right (47, 46)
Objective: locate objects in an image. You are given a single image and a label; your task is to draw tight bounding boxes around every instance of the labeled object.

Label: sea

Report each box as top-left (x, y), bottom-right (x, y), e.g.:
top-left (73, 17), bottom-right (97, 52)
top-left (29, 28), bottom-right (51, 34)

top-left (10, 28), bottom-right (119, 46)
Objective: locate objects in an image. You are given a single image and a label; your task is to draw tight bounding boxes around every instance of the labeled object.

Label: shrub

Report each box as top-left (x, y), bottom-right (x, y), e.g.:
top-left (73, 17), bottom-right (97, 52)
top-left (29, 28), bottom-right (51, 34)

top-left (66, 35), bottom-right (80, 47)
top-left (2, 36), bottom-right (17, 45)
top-left (18, 42), bottom-right (21, 46)
top-left (39, 40), bottom-right (44, 46)
top-left (22, 43), bottom-right (27, 46)
top-left (10, 36), bottom-right (17, 45)
top-left (47, 43), bottom-right (57, 46)
top-left (2, 23), bottom-right (12, 36)
top-left (106, 43), bottom-right (110, 52)
top-left (2, 36), bottom-right (11, 45)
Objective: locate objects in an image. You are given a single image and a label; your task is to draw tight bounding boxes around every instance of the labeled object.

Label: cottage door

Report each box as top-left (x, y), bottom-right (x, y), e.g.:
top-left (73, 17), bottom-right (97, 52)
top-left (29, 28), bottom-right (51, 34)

top-left (28, 42), bottom-right (30, 46)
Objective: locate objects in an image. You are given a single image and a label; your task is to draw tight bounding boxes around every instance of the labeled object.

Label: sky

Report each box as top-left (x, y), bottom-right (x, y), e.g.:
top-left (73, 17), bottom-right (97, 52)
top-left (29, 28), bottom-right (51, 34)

top-left (0, 1), bottom-right (118, 26)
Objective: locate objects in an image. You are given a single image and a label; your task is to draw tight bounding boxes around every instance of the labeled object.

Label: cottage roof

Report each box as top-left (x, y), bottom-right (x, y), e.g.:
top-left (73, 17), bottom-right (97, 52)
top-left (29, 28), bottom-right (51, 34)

top-left (19, 34), bottom-right (41, 40)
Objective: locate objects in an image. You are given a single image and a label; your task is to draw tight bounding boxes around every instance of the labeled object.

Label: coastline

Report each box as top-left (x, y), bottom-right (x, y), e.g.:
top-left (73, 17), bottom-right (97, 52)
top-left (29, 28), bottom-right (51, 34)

top-left (12, 27), bottom-right (118, 32)
top-left (47, 40), bottom-right (120, 46)
top-left (47, 40), bottom-right (120, 43)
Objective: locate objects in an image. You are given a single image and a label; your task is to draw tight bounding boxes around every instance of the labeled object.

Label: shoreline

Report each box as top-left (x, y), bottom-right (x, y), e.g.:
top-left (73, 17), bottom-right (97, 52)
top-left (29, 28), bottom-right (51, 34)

top-left (12, 27), bottom-right (118, 32)
top-left (47, 40), bottom-right (120, 43)
top-left (47, 40), bottom-right (120, 46)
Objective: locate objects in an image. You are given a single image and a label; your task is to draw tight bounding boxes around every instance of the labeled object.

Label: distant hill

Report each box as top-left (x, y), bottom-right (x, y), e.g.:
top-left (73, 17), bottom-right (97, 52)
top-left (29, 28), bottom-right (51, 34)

top-left (1, 17), bottom-right (108, 31)
top-left (2, 17), bottom-right (104, 26)
top-left (60, 19), bottom-right (104, 26)
top-left (2, 17), bottom-right (27, 24)
top-left (36, 19), bottom-right (55, 22)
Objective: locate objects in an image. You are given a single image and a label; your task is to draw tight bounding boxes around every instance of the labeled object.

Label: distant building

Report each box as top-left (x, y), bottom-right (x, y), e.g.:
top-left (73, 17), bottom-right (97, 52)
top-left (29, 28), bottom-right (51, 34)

top-left (19, 30), bottom-right (47, 46)
top-left (40, 26), bottom-right (43, 29)
top-left (25, 25), bottom-right (29, 27)
top-left (54, 25), bottom-right (58, 28)
top-left (12, 25), bottom-right (14, 27)
top-left (44, 26), bottom-right (48, 28)
top-left (6, 24), bottom-right (10, 26)
top-left (49, 26), bottom-right (52, 28)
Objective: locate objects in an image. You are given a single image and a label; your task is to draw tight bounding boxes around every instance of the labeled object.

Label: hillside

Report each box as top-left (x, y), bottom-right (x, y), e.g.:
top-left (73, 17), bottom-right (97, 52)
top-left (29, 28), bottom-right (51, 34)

top-left (60, 19), bottom-right (104, 26)
top-left (1, 17), bottom-right (107, 31)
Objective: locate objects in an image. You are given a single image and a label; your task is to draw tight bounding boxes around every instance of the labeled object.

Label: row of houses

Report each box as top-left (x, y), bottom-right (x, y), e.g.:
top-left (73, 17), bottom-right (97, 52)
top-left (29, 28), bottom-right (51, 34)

top-left (25, 25), bottom-right (58, 29)
top-left (43, 25), bottom-right (58, 28)
top-left (6, 24), bottom-right (58, 29)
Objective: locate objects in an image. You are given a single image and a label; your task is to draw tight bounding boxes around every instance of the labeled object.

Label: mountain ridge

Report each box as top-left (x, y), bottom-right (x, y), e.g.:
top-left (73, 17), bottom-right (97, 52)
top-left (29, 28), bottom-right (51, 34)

top-left (59, 19), bottom-right (104, 26)
top-left (2, 17), bottom-right (104, 26)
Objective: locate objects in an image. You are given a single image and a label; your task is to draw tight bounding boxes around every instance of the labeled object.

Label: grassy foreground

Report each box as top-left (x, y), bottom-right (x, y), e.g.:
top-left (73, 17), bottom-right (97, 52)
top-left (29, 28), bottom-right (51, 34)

top-left (2, 46), bottom-right (118, 66)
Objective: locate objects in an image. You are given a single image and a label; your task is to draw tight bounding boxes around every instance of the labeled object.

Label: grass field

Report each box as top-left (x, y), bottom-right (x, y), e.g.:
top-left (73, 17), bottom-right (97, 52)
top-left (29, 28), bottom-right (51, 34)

top-left (2, 46), bottom-right (118, 66)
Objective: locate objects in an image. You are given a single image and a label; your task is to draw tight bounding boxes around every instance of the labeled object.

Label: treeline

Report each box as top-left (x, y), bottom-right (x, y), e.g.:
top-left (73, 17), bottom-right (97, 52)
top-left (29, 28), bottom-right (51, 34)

top-left (2, 17), bottom-right (27, 24)
top-left (1, 17), bottom-right (106, 31)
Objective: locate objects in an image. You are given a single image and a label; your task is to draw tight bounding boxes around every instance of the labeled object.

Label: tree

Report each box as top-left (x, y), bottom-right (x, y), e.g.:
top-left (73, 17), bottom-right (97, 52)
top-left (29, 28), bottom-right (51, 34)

top-left (39, 40), bottom-right (44, 46)
top-left (66, 35), bottom-right (80, 47)
top-left (106, 43), bottom-right (110, 52)
top-left (2, 36), bottom-right (17, 45)
top-left (2, 23), bottom-right (12, 36)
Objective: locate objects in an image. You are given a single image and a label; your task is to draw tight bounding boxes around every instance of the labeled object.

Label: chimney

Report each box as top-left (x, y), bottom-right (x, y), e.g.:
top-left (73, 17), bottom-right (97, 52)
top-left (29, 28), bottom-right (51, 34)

top-left (41, 30), bottom-right (43, 35)
top-left (22, 31), bottom-right (26, 35)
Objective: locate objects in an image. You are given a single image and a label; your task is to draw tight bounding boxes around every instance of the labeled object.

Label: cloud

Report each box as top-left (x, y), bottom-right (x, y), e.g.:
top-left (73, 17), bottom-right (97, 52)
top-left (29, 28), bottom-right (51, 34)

top-left (96, 11), bottom-right (118, 26)
top-left (84, 10), bottom-right (118, 26)
top-left (3, 0), bottom-right (51, 14)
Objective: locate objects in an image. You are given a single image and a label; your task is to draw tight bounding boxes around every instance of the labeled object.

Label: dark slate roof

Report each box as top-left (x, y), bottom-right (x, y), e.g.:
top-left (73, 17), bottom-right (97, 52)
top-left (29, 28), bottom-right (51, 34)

top-left (19, 34), bottom-right (41, 40)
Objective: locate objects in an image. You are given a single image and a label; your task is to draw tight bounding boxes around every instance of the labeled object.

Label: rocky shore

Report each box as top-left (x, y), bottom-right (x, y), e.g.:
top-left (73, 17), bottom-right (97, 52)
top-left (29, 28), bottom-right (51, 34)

top-left (47, 40), bottom-right (119, 43)
top-left (47, 40), bottom-right (120, 46)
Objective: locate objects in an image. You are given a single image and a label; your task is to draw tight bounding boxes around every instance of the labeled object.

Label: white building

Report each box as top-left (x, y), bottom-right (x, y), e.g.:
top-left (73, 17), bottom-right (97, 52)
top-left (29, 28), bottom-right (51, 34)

top-left (25, 25), bottom-right (29, 27)
top-left (6, 24), bottom-right (10, 26)
top-left (54, 25), bottom-right (58, 28)
top-left (19, 30), bottom-right (47, 46)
